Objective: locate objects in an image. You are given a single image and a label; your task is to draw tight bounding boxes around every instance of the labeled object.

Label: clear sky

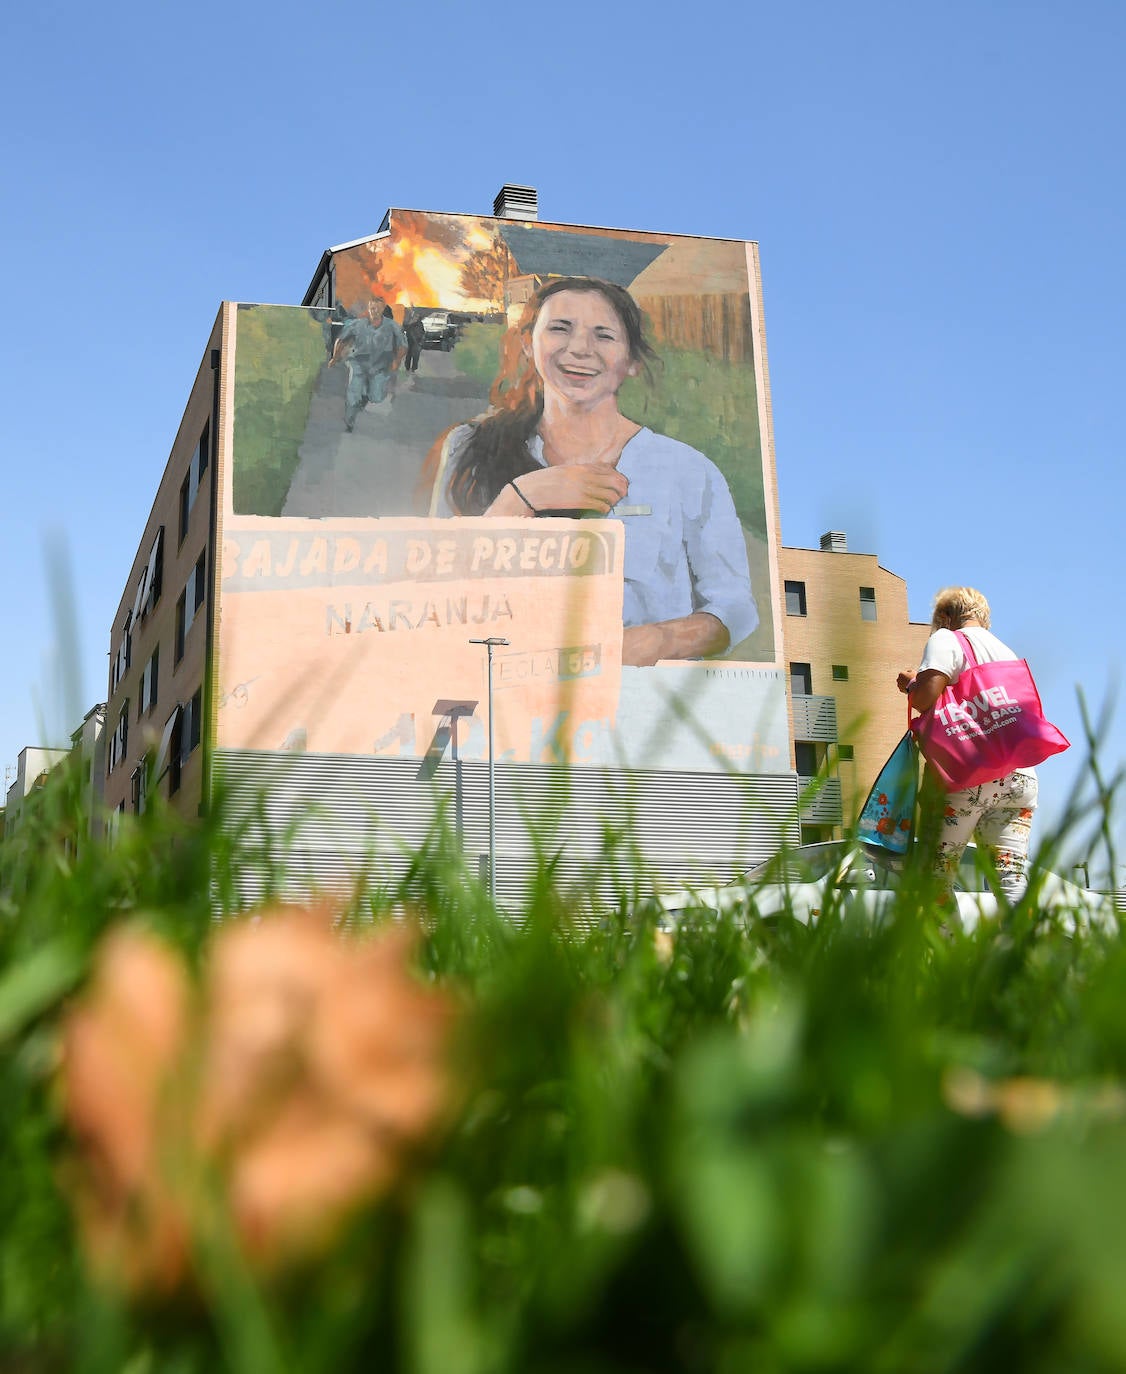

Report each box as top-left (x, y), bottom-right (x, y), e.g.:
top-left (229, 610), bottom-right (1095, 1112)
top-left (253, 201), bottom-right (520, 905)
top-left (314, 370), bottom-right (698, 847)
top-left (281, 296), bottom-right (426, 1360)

top-left (2, 0), bottom-right (1123, 879)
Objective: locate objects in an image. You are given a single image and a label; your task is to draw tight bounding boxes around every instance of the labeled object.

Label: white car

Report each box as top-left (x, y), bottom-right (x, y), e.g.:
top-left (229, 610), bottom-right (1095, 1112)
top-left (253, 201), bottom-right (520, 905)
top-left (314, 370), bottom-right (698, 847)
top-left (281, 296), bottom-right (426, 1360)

top-left (421, 310), bottom-right (457, 350)
top-left (656, 841), bottom-right (1116, 936)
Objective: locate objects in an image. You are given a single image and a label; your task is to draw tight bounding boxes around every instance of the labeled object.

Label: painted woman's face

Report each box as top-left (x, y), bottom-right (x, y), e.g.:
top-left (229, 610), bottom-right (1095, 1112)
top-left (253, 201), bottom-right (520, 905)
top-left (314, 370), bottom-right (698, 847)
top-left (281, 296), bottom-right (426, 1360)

top-left (529, 290), bottom-right (638, 409)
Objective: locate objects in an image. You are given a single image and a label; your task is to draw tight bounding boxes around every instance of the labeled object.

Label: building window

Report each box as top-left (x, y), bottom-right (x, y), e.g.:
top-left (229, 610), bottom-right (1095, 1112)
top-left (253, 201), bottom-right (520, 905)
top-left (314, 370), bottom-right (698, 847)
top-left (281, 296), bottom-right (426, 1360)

top-left (189, 688), bottom-right (202, 752)
top-left (178, 424), bottom-right (210, 544)
top-left (175, 552), bottom-right (207, 664)
top-left (131, 571), bottom-right (148, 628)
top-left (149, 530), bottom-right (164, 612)
top-left (134, 527), bottom-right (165, 622)
top-left (859, 586), bottom-right (877, 621)
top-left (790, 662), bottom-right (812, 696)
top-left (179, 474), bottom-right (191, 545)
top-left (180, 687), bottom-right (203, 767)
top-left (794, 741), bottom-right (818, 776)
top-left (110, 615), bottom-right (132, 693)
top-left (837, 744), bottom-right (855, 762)
top-left (784, 580), bottom-right (807, 616)
top-left (153, 705), bottom-right (183, 796)
top-left (169, 711), bottom-right (183, 794)
top-left (832, 664), bottom-right (849, 681)
top-left (130, 763), bottom-right (147, 815)
top-left (108, 700), bottom-right (129, 774)
top-left (139, 645), bottom-right (160, 717)
top-left (192, 551), bottom-right (206, 612)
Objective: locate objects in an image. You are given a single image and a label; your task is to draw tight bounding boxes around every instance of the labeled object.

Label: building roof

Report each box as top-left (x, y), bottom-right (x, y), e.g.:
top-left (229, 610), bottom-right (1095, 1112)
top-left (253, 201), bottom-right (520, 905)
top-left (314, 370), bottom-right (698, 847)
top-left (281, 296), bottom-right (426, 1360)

top-left (300, 205), bottom-right (756, 306)
top-left (496, 223), bottom-right (667, 285)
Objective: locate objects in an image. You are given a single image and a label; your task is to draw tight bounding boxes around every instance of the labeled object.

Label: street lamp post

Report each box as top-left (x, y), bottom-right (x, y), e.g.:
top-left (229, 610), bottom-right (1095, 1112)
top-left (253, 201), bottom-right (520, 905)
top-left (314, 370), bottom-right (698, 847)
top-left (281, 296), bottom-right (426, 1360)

top-left (470, 637), bottom-right (508, 901)
top-left (417, 700), bottom-right (478, 857)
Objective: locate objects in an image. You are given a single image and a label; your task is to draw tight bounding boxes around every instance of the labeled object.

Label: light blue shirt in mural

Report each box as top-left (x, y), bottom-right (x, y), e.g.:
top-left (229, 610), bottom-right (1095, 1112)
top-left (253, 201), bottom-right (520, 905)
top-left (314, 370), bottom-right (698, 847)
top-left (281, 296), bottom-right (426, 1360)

top-left (339, 314), bottom-right (406, 370)
top-left (438, 425), bottom-right (758, 653)
top-left (337, 314), bottom-right (407, 429)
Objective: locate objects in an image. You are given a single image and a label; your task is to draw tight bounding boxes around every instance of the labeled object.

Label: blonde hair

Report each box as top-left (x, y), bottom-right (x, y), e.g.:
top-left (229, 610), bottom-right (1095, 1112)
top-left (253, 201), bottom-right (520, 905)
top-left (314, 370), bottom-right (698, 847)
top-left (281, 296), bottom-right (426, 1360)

top-left (931, 586), bottom-right (991, 631)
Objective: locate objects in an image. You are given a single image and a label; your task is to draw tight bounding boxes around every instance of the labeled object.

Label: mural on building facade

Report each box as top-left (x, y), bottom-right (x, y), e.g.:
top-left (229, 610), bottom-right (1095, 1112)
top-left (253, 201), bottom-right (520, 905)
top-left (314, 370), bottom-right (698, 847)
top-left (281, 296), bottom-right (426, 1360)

top-left (221, 212), bottom-right (787, 770)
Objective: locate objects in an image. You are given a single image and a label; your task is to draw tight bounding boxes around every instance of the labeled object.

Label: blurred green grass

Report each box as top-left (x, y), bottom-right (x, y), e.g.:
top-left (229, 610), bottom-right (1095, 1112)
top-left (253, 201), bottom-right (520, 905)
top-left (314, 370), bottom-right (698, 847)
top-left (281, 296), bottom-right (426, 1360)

top-left (2, 754), bottom-right (1126, 1373)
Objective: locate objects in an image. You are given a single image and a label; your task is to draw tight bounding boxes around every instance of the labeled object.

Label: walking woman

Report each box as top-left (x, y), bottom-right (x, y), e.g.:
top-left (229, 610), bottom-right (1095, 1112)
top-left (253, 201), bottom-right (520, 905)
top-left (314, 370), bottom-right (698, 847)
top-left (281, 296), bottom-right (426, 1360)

top-left (898, 586), bottom-right (1038, 901)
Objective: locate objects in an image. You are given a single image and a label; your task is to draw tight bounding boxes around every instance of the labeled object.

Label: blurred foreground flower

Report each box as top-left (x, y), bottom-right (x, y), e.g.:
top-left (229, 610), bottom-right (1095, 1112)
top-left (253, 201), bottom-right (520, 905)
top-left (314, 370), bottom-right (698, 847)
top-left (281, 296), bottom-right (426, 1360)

top-left (61, 909), bottom-right (456, 1294)
top-left (61, 926), bottom-right (193, 1294)
top-left (943, 1066), bottom-right (1126, 1134)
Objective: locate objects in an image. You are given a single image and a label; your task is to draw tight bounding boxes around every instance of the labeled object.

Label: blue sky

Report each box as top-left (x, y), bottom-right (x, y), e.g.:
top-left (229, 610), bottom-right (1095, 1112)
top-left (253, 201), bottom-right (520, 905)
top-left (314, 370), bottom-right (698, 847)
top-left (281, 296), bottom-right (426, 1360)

top-left (2, 0), bottom-right (1123, 878)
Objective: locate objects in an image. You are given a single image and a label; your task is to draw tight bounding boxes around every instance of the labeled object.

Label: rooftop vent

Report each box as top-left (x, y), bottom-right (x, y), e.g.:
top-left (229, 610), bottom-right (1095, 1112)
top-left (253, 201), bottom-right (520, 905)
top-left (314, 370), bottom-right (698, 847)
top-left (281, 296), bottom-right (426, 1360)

top-left (819, 531), bottom-right (848, 553)
top-left (493, 184), bottom-right (538, 221)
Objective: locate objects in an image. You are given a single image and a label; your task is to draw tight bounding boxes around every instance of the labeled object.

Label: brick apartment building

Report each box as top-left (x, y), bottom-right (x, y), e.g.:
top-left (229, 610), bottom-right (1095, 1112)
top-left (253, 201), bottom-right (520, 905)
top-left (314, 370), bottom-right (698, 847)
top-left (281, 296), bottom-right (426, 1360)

top-left (780, 531), bottom-right (930, 842)
top-left (92, 188), bottom-right (929, 895)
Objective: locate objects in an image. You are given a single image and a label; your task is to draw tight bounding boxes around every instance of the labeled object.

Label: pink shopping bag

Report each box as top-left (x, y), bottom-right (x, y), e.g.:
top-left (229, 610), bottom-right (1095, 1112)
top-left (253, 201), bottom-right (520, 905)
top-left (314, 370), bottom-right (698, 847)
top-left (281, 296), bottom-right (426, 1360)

top-left (910, 631), bottom-right (1069, 791)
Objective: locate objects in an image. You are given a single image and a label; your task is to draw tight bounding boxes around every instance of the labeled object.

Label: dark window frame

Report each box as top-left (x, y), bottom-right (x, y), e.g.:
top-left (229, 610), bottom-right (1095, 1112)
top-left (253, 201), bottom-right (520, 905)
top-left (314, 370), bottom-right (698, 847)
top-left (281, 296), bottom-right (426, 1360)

top-left (193, 551), bottom-right (206, 611)
top-left (168, 708), bottom-right (184, 795)
top-left (179, 473), bottom-right (191, 546)
top-left (794, 741), bottom-right (819, 776)
top-left (790, 661), bottom-right (813, 695)
top-left (139, 644), bottom-right (160, 717)
top-left (188, 687), bottom-right (202, 752)
top-left (784, 580), bottom-right (807, 617)
top-left (130, 762), bottom-right (147, 814)
top-left (178, 424), bottom-right (210, 546)
top-left (180, 687), bottom-right (203, 766)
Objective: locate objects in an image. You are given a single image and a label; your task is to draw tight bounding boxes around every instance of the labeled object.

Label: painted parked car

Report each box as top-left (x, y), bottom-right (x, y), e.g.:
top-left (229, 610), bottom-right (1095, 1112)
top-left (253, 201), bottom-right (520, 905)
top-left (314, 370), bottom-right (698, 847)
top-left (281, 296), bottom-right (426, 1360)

top-left (421, 310), bottom-right (457, 350)
top-left (656, 840), bottom-right (1116, 936)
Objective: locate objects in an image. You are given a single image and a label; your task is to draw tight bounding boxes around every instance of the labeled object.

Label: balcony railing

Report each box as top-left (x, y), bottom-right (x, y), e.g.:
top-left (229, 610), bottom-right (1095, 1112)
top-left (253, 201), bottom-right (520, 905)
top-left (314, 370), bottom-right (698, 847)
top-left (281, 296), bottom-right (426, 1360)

top-left (797, 775), bottom-right (843, 825)
top-left (792, 693), bottom-right (838, 742)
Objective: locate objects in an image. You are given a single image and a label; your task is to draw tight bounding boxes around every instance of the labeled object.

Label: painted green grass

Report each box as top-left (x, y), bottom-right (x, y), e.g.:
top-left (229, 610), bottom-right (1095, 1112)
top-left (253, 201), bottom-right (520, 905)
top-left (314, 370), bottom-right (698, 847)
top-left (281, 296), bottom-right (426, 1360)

top-left (449, 320), bottom-right (505, 396)
top-left (227, 307), bottom-right (767, 535)
top-left (232, 305), bottom-right (328, 517)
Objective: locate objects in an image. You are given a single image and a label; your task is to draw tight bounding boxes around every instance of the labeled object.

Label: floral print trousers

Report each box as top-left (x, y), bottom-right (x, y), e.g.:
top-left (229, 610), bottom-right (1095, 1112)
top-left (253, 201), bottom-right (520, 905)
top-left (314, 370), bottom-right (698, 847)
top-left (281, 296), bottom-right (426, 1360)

top-left (927, 770), bottom-right (1038, 902)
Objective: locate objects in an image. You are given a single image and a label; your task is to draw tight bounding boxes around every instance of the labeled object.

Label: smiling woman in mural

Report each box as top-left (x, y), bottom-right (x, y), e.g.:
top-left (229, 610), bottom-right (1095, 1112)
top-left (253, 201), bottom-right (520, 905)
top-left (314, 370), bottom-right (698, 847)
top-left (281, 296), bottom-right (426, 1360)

top-left (429, 277), bottom-right (757, 665)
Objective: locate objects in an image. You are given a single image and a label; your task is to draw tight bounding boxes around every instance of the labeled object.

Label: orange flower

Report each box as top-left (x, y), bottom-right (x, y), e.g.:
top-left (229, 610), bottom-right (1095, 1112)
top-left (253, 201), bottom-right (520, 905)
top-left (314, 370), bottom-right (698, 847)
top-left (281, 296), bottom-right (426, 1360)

top-left (310, 924), bottom-right (454, 1141)
top-left (60, 926), bottom-right (194, 1294)
top-left (943, 1068), bottom-right (1066, 1134)
top-left (226, 1086), bottom-right (397, 1262)
top-left (60, 907), bottom-right (456, 1291)
top-left (201, 910), bottom-right (456, 1267)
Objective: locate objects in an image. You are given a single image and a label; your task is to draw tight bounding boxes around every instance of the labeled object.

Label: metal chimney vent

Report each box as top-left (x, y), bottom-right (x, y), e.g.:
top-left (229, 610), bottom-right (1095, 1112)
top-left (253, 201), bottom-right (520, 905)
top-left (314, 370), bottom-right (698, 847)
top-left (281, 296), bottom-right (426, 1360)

top-left (493, 184), bottom-right (538, 221)
top-left (819, 531), bottom-right (848, 553)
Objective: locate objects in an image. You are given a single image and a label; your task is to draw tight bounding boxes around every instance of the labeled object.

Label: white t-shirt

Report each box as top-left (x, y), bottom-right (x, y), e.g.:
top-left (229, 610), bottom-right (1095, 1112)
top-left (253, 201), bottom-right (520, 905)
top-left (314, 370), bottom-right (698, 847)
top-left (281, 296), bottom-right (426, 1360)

top-left (918, 626), bottom-right (1018, 683)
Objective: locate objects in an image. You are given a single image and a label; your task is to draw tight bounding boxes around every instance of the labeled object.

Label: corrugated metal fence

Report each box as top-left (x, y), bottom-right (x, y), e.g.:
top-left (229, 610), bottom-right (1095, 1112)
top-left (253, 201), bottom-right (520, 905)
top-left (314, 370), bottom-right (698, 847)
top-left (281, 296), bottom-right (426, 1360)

top-left (214, 749), bottom-right (801, 913)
